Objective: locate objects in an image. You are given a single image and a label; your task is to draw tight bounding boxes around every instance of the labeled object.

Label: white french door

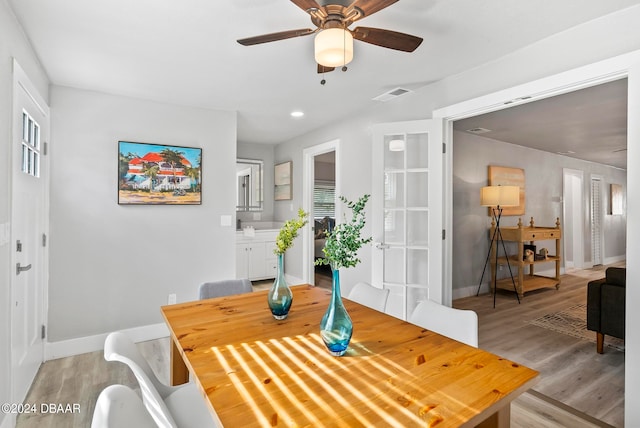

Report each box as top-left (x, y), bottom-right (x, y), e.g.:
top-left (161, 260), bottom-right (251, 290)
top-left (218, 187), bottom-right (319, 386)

top-left (11, 60), bottom-right (49, 405)
top-left (371, 120), bottom-right (443, 320)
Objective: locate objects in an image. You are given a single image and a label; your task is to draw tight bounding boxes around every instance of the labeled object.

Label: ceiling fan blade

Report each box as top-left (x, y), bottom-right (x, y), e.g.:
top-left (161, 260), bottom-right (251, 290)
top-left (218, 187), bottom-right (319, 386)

top-left (352, 26), bottom-right (423, 52)
top-left (237, 28), bottom-right (316, 46)
top-left (290, 0), bottom-right (322, 12)
top-left (317, 64), bottom-right (336, 73)
top-left (352, 0), bottom-right (398, 17)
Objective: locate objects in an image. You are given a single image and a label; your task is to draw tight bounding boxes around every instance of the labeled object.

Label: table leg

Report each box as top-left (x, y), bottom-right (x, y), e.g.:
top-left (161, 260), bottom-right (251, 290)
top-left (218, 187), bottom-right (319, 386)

top-left (170, 338), bottom-right (189, 386)
top-left (475, 404), bottom-right (510, 428)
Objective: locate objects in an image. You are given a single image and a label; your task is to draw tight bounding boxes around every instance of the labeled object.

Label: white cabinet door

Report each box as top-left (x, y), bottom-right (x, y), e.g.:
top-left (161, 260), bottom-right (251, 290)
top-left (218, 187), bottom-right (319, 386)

top-left (264, 241), bottom-right (277, 279)
top-left (236, 244), bottom-right (249, 279)
top-left (247, 242), bottom-right (266, 279)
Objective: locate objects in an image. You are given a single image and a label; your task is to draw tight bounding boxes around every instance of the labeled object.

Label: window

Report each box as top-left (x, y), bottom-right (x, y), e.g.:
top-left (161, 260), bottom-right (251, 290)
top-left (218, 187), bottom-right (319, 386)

top-left (21, 110), bottom-right (40, 177)
top-left (314, 181), bottom-right (335, 219)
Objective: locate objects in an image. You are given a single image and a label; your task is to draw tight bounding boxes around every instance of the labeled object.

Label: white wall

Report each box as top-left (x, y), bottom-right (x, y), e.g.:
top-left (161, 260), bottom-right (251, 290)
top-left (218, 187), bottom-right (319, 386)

top-left (0, 0), bottom-right (50, 424)
top-left (272, 6), bottom-right (640, 424)
top-left (47, 86), bottom-right (237, 343)
top-left (625, 61), bottom-right (640, 428)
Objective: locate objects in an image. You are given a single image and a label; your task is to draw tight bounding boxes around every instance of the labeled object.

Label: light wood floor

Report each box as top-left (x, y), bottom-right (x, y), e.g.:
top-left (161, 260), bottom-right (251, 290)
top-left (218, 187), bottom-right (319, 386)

top-left (455, 263), bottom-right (625, 427)
top-left (16, 266), bottom-right (621, 427)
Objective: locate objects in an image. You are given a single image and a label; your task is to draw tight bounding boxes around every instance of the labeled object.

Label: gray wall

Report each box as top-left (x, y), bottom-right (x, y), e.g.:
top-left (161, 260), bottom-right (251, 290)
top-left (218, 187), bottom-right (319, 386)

top-left (48, 86), bottom-right (237, 342)
top-left (0, 0), bottom-right (50, 421)
top-left (452, 130), bottom-right (626, 297)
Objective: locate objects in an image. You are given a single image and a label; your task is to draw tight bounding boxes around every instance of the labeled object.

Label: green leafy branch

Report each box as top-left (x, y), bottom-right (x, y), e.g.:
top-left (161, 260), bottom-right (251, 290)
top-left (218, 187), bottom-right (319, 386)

top-left (275, 208), bottom-right (309, 255)
top-left (315, 195), bottom-right (372, 270)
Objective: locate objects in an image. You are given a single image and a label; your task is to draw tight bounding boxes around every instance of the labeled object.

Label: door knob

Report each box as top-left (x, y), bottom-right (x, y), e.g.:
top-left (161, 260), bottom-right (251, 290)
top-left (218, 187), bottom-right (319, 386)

top-left (16, 263), bottom-right (32, 275)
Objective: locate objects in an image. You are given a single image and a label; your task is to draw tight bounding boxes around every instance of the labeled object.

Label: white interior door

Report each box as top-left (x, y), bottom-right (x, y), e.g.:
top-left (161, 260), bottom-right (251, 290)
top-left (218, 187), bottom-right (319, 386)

top-left (371, 120), bottom-right (443, 320)
top-left (591, 176), bottom-right (604, 266)
top-left (11, 60), bottom-right (49, 404)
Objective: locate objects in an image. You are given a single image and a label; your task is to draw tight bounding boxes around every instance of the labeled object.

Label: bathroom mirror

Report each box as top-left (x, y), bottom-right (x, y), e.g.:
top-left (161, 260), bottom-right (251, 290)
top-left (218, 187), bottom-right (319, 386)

top-left (236, 159), bottom-right (263, 211)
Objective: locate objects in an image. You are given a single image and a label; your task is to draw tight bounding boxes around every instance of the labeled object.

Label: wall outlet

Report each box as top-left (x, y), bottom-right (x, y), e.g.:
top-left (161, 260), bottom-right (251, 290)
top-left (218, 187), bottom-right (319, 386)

top-left (168, 293), bottom-right (177, 305)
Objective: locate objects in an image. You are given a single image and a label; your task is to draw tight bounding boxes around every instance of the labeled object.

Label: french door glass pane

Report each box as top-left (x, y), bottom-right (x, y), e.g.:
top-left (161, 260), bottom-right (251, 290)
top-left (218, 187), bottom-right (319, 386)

top-left (384, 247), bottom-right (404, 283)
top-left (384, 134), bottom-right (404, 169)
top-left (384, 210), bottom-right (404, 244)
top-left (407, 210), bottom-right (429, 246)
top-left (407, 171), bottom-right (428, 207)
top-left (406, 132), bottom-right (429, 169)
top-left (384, 172), bottom-right (404, 208)
top-left (407, 248), bottom-right (429, 285)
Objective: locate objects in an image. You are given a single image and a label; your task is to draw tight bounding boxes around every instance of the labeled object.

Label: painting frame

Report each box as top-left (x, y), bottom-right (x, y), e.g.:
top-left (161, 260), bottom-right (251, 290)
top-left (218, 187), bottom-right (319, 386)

top-left (610, 183), bottom-right (623, 215)
top-left (274, 161), bottom-right (292, 201)
top-left (118, 141), bottom-right (202, 205)
top-left (488, 165), bottom-right (525, 216)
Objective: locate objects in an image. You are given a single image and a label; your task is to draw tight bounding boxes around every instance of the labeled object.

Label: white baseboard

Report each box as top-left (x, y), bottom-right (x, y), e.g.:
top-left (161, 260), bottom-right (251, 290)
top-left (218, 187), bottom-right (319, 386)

top-left (285, 274), bottom-right (304, 286)
top-left (1, 413), bottom-right (16, 428)
top-left (453, 267), bottom-right (566, 301)
top-left (44, 323), bottom-right (169, 361)
top-left (604, 255), bottom-right (626, 265)
top-left (453, 283), bottom-right (488, 300)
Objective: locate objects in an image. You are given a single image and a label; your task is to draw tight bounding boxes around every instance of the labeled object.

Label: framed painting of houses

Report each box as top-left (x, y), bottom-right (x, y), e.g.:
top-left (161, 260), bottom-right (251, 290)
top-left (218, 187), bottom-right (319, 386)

top-left (118, 141), bottom-right (202, 205)
top-left (274, 161), bottom-right (292, 200)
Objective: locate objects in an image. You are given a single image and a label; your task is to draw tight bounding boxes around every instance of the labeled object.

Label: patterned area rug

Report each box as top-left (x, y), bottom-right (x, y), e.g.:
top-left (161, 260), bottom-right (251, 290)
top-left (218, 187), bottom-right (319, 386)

top-left (529, 303), bottom-right (625, 352)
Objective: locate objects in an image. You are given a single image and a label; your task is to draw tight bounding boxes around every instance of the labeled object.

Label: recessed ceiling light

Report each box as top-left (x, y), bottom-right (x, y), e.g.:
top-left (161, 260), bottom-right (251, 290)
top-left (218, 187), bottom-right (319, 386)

top-left (290, 111), bottom-right (304, 118)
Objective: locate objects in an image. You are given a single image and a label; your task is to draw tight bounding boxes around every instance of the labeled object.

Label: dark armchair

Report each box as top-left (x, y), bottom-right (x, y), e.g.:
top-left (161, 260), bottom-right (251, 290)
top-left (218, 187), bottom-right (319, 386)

top-left (586, 267), bottom-right (626, 353)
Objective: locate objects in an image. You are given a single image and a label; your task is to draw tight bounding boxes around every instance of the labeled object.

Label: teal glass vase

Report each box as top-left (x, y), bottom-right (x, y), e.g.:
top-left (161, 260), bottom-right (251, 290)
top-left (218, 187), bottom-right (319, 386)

top-left (268, 254), bottom-right (293, 320)
top-left (320, 266), bottom-right (353, 356)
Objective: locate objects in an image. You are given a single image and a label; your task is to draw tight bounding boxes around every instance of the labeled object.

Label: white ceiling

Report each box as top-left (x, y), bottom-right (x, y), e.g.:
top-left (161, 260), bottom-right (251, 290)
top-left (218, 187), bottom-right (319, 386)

top-left (454, 79), bottom-right (628, 170)
top-left (7, 0), bottom-right (638, 147)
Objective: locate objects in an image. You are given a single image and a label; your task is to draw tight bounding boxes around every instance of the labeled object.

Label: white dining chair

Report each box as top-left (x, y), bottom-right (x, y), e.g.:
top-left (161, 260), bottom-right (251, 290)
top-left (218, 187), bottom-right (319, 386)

top-left (198, 278), bottom-right (252, 299)
top-left (104, 332), bottom-right (220, 428)
top-left (91, 384), bottom-right (157, 428)
top-left (347, 282), bottom-right (390, 312)
top-left (408, 299), bottom-right (479, 348)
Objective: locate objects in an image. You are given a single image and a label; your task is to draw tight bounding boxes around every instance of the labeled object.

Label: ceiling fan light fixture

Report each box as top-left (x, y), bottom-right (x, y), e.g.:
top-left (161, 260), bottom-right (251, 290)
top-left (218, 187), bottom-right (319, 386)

top-left (315, 28), bottom-right (353, 68)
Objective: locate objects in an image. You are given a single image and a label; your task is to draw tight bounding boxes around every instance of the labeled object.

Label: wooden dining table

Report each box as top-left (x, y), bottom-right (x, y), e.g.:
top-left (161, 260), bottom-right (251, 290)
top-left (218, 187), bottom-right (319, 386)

top-left (161, 285), bottom-right (538, 427)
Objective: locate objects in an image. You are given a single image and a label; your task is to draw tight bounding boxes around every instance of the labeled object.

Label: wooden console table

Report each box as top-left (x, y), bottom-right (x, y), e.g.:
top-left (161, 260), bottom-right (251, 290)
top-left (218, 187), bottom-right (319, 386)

top-left (491, 217), bottom-right (562, 298)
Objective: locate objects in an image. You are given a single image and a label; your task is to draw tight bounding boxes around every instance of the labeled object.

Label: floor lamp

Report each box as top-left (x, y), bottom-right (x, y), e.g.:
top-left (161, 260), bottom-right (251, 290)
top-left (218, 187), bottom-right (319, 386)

top-left (476, 185), bottom-right (521, 308)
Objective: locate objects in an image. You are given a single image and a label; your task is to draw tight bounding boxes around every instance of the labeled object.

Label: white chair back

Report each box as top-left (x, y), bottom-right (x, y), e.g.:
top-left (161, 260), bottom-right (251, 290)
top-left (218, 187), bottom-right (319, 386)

top-left (199, 278), bottom-right (253, 299)
top-left (104, 332), bottom-right (178, 428)
top-left (409, 299), bottom-right (479, 347)
top-left (347, 282), bottom-right (390, 312)
top-left (104, 331), bottom-right (220, 428)
top-left (91, 384), bottom-right (157, 428)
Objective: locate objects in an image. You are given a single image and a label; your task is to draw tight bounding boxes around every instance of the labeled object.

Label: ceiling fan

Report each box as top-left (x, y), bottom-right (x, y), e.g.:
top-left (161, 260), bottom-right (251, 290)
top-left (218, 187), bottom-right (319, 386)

top-left (237, 0), bottom-right (423, 73)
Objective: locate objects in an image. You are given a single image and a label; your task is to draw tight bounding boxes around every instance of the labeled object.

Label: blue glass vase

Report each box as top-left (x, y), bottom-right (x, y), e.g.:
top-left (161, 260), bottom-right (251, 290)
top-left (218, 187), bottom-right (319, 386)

top-left (268, 254), bottom-right (293, 320)
top-left (320, 266), bottom-right (353, 356)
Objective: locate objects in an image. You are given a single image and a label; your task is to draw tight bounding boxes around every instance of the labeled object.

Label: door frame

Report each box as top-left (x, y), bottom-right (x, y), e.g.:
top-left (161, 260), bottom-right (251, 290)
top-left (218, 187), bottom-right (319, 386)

top-left (434, 50), bottom-right (640, 425)
top-left (434, 50), bottom-right (638, 307)
top-left (10, 59), bottom-right (50, 405)
top-left (302, 139), bottom-right (340, 285)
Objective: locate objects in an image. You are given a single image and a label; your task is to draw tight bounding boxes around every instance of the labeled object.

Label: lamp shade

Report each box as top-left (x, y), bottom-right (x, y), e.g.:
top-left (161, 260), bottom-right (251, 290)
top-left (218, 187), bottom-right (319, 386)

top-left (315, 28), bottom-right (354, 67)
top-left (480, 185), bottom-right (519, 207)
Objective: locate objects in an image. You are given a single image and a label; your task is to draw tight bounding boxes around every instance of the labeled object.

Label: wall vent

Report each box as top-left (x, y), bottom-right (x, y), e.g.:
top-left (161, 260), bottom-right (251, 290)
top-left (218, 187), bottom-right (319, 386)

top-left (372, 87), bottom-right (411, 102)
